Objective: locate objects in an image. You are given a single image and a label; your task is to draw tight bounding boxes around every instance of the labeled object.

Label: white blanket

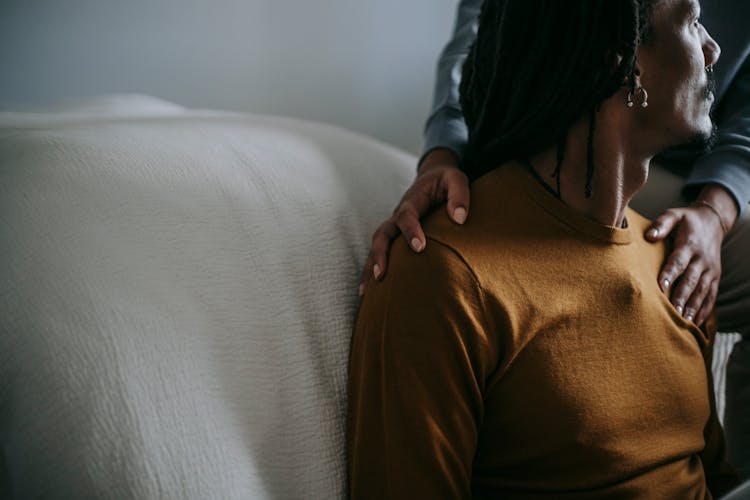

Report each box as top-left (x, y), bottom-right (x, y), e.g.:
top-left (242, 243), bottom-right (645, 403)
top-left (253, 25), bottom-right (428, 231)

top-left (0, 95), bottom-right (414, 498)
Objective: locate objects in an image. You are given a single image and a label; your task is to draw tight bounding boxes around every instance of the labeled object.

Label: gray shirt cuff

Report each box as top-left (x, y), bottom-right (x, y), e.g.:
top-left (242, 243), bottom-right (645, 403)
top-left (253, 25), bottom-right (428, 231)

top-left (686, 152), bottom-right (750, 214)
top-left (420, 107), bottom-right (468, 167)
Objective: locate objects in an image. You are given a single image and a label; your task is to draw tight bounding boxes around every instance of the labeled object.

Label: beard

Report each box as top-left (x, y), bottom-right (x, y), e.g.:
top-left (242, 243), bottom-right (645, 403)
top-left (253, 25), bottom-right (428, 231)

top-left (684, 120), bottom-right (718, 155)
top-left (669, 68), bottom-right (718, 155)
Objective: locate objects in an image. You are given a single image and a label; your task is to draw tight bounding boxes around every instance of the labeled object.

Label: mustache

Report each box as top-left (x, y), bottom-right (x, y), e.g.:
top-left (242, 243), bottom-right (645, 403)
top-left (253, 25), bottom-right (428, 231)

top-left (705, 66), bottom-right (717, 101)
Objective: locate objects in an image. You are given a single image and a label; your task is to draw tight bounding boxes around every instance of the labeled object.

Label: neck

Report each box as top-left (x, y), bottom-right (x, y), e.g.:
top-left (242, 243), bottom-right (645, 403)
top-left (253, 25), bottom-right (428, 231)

top-left (527, 109), bottom-right (651, 228)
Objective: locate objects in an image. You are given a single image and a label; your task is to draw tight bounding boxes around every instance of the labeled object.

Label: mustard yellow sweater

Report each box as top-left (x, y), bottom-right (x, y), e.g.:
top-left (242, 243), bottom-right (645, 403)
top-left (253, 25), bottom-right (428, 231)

top-left (347, 162), bottom-right (737, 499)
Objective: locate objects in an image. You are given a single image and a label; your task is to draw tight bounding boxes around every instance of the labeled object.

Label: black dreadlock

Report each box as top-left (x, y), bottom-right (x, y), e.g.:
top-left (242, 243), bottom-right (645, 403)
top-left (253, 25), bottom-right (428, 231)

top-left (460, 0), bottom-right (655, 197)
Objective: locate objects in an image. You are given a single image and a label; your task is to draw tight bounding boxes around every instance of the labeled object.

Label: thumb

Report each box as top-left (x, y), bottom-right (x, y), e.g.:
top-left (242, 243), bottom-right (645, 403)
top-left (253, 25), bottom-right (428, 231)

top-left (645, 210), bottom-right (681, 241)
top-left (444, 170), bottom-right (471, 225)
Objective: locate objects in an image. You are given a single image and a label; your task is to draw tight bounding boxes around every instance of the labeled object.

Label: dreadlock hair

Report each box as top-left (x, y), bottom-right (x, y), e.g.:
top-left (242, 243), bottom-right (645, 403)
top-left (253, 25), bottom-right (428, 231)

top-left (460, 0), bottom-right (655, 197)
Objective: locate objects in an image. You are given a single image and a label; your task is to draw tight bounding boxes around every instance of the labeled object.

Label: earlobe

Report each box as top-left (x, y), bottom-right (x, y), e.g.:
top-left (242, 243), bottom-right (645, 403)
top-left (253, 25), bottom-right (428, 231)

top-left (624, 66), bottom-right (648, 108)
top-left (622, 63), bottom-right (642, 87)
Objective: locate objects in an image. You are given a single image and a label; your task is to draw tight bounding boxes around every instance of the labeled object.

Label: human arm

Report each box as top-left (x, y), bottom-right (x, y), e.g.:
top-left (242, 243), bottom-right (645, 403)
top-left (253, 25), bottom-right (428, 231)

top-left (359, 0), bottom-right (482, 295)
top-left (360, 148), bottom-right (468, 295)
top-left (348, 239), bottom-right (497, 499)
top-left (646, 54), bottom-right (750, 326)
top-left (645, 184), bottom-right (738, 327)
top-left (421, 0), bottom-right (483, 163)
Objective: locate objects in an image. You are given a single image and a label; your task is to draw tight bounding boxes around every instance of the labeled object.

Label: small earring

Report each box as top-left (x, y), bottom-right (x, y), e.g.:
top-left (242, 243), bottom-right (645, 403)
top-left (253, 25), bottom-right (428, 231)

top-left (627, 87), bottom-right (648, 108)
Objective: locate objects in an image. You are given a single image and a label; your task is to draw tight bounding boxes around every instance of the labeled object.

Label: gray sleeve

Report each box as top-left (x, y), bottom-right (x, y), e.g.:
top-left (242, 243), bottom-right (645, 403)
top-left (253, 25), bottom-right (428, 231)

top-left (421, 0), bottom-right (482, 164)
top-left (686, 52), bottom-right (750, 214)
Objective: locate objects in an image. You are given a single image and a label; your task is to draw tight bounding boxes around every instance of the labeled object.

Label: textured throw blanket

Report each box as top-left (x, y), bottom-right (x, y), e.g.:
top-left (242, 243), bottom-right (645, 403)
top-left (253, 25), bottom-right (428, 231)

top-left (0, 95), bottom-right (414, 498)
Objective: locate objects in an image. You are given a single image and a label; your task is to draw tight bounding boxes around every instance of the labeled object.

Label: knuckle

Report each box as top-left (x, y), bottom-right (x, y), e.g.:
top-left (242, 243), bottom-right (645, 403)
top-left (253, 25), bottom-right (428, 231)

top-left (662, 208), bottom-right (679, 219)
top-left (392, 204), bottom-right (410, 219)
top-left (446, 169), bottom-right (468, 184)
top-left (684, 237), bottom-right (701, 251)
top-left (676, 253), bottom-right (693, 269)
top-left (394, 205), bottom-right (416, 222)
top-left (693, 274), bottom-right (708, 291)
top-left (690, 286), bottom-right (707, 305)
top-left (398, 214), bottom-right (419, 230)
top-left (375, 232), bottom-right (394, 250)
top-left (371, 234), bottom-right (390, 251)
top-left (683, 273), bottom-right (700, 289)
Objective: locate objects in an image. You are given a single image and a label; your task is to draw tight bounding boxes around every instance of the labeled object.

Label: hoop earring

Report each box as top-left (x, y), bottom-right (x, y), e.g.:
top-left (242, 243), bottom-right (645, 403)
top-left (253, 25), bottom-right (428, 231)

top-left (627, 87), bottom-right (649, 108)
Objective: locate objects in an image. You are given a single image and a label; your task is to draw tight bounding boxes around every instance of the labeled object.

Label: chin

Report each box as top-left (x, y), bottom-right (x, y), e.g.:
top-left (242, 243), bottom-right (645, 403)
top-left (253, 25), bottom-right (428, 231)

top-left (685, 120), bottom-right (718, 154)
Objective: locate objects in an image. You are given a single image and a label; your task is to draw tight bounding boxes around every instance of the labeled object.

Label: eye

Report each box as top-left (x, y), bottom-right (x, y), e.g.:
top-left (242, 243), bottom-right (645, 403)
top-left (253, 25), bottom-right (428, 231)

top-left (692, 18), bottom-right (702, 28)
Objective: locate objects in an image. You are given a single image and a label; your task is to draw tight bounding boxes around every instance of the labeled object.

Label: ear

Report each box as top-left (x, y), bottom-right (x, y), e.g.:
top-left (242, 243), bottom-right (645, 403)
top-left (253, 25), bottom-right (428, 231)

top-left (623, 64), bottom-right (643, 89)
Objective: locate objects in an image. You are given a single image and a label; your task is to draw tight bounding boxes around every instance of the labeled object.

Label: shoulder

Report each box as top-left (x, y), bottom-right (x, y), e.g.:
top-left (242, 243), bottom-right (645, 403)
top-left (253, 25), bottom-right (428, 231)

top-left (353, 234), bottom-right (502, 386)
top-left (418, 164), bottom-right (534, 274)
top-left (365, 235), bottom-right (482, 312)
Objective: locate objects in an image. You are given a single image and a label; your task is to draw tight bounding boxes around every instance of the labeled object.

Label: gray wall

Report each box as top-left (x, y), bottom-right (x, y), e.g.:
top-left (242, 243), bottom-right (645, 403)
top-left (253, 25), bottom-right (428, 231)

top-left (0, 0), bottom-right (459, 154)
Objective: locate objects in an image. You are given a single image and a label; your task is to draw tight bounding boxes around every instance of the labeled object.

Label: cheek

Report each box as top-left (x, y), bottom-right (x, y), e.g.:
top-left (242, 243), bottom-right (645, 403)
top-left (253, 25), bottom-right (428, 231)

top-left (643, 54), bottom-right (702, 110)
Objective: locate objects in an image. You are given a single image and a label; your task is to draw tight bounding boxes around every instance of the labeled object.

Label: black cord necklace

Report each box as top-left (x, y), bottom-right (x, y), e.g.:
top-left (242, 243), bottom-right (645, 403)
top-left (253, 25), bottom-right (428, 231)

top-left (519, 157), bottom-right (561, 200)
top-left (518, 157), bottom-right (628, 229)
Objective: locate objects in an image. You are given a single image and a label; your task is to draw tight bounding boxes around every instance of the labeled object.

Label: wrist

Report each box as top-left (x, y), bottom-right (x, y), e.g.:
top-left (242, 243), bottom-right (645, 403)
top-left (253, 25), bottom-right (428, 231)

top-left (693, 183), bottom-right (739, 236)
top-left (418, 148), bottom-right (460, 175)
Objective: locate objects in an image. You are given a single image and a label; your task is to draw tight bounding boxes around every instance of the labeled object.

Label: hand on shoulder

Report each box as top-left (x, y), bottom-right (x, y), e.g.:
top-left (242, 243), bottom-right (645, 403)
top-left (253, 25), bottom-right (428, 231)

top-left (358, 148), bottom-right (470, 297)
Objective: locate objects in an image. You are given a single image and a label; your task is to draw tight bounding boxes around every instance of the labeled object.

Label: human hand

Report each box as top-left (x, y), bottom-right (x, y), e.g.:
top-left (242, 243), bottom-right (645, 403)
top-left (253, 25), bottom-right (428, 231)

top-left (645, 184), bottom-right (738, 326)
top-left (359, 148), bottom-right (470, 296)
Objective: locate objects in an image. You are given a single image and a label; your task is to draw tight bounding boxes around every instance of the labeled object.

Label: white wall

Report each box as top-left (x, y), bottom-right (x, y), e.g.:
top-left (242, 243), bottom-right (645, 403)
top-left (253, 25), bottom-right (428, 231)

top-left (0, 0), bottom-right (459, 154)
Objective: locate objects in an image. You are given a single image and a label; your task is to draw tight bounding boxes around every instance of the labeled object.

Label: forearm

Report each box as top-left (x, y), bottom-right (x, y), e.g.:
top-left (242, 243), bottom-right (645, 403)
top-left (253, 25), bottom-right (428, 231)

top-left (693, 183), bottom-right (739, 237)
top-left (421, 0), bottom-right (482, 163)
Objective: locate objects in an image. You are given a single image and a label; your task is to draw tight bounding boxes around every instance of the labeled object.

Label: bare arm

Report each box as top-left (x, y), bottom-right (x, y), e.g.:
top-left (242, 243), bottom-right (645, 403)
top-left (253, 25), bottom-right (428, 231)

top-left (359, 0), bottom-right (481, 295)
top-left (359, 148), bottom-right (469, 295)
top-left (646, 183), bottom-right (738, 327)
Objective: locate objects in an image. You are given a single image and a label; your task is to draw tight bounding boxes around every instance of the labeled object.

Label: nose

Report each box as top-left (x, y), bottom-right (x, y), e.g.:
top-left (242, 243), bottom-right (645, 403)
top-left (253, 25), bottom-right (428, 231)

top-left (703, 30), bottom-right (721, 68)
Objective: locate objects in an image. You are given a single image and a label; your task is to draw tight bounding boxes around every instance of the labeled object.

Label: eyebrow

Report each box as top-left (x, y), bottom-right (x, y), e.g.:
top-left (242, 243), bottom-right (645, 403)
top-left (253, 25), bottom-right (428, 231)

top-left (682, 0), bottom-right (701, 17)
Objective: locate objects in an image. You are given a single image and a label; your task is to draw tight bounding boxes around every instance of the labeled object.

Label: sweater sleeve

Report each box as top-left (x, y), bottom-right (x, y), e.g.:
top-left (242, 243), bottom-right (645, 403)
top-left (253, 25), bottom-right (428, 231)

top-left (347, 238), bottom-right (498, 500)
top-left (421, 0), bottom-right (482, 164)
top-left (686, 49), bottom-right (750, 213)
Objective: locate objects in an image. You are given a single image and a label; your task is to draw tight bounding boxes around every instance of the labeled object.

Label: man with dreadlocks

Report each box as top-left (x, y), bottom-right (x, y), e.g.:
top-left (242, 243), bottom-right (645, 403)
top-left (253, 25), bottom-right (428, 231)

top-left (360, 0), bottom-right (750, 482)
top-left (348, 0), bottom-right (741, 498)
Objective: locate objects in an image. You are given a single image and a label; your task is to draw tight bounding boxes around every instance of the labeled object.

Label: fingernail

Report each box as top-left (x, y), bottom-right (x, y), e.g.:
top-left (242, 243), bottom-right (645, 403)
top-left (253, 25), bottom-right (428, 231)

top-left (685, 313), bottom-right (694, 322)
top-left (373, 264), bottom-right (382, 280)
top-left (358, 283), bottom-right (364, 297)
top-left (675, 304), bottom-right (683, 315)
top-left (661, 279), bottom-right (670, 291)
top-left (411, 238), bottom-right (424, 252)
top-left (648, 228), bottom-right (659, 238)
top-left (453, 207), bottom-right (467, 224)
